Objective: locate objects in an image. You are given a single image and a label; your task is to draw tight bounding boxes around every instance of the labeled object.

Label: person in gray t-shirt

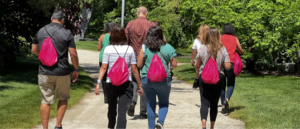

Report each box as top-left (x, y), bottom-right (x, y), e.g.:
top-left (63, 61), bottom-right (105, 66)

top-left (32, 8), bottom-right (79, 129)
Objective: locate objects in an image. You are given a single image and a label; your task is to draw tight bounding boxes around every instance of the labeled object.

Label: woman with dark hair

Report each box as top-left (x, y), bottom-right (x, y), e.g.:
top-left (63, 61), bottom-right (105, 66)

top-left (97, 21), bottom-right (116, 103)
top-left (220, 23), bottom-right (244, 114)
top-left (195, 28), bottom-right (231, 129)
top-left (95, 25), bottom-right (143, 129)
top-left (137, 26), bottom-right (177, 129)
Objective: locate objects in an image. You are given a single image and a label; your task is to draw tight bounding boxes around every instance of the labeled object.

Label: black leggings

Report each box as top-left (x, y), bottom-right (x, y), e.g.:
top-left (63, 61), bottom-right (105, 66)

top-left (199, 74), bottom-right (224, 121)
top-left (99, 62), bottom-right (108, 100)
top-left (106, 81), bottom-right (133, 129)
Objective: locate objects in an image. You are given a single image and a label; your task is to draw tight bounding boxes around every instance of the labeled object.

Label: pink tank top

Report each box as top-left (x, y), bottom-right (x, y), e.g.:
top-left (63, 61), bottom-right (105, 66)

top-left (221, 34), bottom-right (236, 63)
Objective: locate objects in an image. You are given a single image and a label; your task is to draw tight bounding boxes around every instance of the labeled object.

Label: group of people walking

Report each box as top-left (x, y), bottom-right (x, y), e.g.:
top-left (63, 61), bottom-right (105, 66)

top-left (32, 6), bottom-right (243, 129)
top-left (191, 24), bottom-right (243, 129)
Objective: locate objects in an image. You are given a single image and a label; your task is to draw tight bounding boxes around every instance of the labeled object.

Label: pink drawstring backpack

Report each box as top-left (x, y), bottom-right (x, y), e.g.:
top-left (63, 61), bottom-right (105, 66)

top-left (38, 28), bottom-right (58, 67)
top-left (107, 46), bottom-right (129, 86)
top-left (147, 52), bottom-right (168, 82)
top-left (234, 52), bottom-right (243, 76)
top-left (201, 58), bottom-right (219, 84)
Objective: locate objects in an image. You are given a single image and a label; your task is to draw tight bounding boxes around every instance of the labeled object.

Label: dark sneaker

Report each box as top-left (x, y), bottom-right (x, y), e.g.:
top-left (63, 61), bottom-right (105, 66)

top-left (155, 122), bottom-right (163, 129)
top-left (224, 100), bottom-right (229, 109)
top-left (127, 103), bottom-right (135, 117)
top-left (221, 108), bottom-right (226, 114)
top-left (139, 113), bottom-right (147, 119)
top-left (54, 125), bottom-right (62, 129)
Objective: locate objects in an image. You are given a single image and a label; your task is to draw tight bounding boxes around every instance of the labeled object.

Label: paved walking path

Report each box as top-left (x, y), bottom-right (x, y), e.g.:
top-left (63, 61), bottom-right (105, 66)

top-left (33, 49), bottom-right (245, 129)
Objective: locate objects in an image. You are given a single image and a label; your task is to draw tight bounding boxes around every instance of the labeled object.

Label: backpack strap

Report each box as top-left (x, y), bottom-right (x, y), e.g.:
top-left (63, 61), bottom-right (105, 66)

top-left (44, 25), bottom-right (61, 50)
top-left (113, 45), bottom-right (129, 58)
top-left (159, 51), bottom-right (168, 63)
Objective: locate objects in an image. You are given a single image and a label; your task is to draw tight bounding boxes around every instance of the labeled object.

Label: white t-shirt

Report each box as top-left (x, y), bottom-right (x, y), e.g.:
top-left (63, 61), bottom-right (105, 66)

top-left (192, 39), bottom-right (203, 53)
top-left (102, 45), bottom-right (137, 83)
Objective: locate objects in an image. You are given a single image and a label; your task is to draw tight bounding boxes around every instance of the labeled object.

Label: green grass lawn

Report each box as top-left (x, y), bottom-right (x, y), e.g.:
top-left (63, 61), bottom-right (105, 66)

top-left (75, 41), bottom-right (98, 51)
top-left (176, 48), bottom-right (192, 56)
top-left (176, 57), bottom-right (191, 63)
top-left (173, 64), bottom-right (300, 128)
top-left (0, 58), bottom-right (94, 128)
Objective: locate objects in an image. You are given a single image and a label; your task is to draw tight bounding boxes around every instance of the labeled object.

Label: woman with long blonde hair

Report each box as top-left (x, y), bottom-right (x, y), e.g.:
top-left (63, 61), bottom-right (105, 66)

top-left (191, 25), bottom-right (210, 66)
top-left (195, 28), bottom-right (231, 129)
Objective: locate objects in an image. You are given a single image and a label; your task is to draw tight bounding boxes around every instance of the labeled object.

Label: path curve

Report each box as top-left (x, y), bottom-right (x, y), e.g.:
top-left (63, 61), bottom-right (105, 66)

top-left (33, 49), bottom-right (245, 129)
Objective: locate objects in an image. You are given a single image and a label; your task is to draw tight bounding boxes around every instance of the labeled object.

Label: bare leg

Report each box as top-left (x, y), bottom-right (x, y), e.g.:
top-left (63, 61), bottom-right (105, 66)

top-left (40, 104), bottom-right (51, 129)
top-left (56, 100), bottom-right (68, 127)
top-left (210, 121), bottom-right (215, 129)
top-left (201, 119), bottom-right (207, 129)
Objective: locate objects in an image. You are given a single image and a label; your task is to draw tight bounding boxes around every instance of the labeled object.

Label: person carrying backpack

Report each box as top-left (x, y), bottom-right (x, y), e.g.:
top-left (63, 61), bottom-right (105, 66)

top-left (94, 25), bottom-right (143, 129)
top-left (220, 23), bottom-right (244, 114)
top-left (97, 21), bottom-right (116, 104)
top-left (31, 8), bottom-right (79, 129)
top-left (137, 26), bottom-right (177, 129)
top-left (195, 28), bottom-right (231, 129)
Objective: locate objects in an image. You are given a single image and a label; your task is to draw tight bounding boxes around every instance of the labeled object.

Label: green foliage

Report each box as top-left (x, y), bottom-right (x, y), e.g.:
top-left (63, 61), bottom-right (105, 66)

top-left (180, 0), bottom-right (300, 69)
top-left (86, 0), bottom-right (300, 69)
top-left (86, 0), bottom-right (189, 48)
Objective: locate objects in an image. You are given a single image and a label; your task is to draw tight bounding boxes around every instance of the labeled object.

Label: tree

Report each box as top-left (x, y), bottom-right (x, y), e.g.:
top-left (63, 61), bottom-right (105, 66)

top-left (180, 0), bottom-right (300, 70)
top-left (0, 0), bottom-right (90, 70)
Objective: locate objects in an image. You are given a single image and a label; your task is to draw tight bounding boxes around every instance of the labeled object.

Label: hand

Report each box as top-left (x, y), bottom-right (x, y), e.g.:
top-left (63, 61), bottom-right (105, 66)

top-left (191, 60), bottom-right (195, 66)
top-left (71, 71), bottom-right (79, 82)
top-left (169, 66), bottom-right (173, 71)
top-left (95, 83), bottom-right (100, 95)
top-left (136, 87), bottom-right (144, 96)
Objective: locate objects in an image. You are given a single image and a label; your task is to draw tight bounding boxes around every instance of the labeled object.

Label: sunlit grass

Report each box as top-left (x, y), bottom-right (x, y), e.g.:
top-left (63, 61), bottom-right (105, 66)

top-left (0, 58), bottom-right (94, 128)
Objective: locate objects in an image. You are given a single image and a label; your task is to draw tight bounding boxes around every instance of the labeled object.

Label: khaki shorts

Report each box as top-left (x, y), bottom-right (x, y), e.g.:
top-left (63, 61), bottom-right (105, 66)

top-left (38, 74), bottom-right (71, 104)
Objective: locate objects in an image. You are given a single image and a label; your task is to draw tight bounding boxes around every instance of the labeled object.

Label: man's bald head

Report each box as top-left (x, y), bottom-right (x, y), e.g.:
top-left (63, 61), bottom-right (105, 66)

top-left (137, 6), bottom-right (148, 16)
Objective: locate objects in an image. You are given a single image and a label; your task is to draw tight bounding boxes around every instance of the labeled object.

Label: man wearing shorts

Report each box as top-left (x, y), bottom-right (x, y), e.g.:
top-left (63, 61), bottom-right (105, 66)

top-left (31, 8), bottom-right (79, 129)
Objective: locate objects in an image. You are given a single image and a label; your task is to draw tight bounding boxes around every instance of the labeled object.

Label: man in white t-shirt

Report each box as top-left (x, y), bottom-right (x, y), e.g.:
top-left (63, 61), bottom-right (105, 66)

top-left (191, 38), bottom-right (202, 66)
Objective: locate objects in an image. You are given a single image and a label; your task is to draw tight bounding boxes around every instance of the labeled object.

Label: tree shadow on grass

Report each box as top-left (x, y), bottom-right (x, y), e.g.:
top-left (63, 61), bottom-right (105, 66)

top-left (0, 85), bottom-right (15, 92)
top-left (0, 58), bottom-right (39, 85)
top-left (70, 70), bottom-right (94, 91)
top-left (174, 68), bottom-right (195, 73)
top-left (226, 106), bottom-right (246, 115)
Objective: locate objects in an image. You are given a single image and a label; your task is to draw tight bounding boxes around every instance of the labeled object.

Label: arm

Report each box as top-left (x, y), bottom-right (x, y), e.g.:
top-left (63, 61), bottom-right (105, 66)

top-left (69, 47), bottom-right (79, 82)
top-left (195, 58), bottom-right (202, 78)
top-left (236, 38), bottom-right (244, 54)
top-left (170, 57), bottom-right (177, 68)
top-left (191, 49), bottom-right (197, 66)
top-left (95, 63), bottom-right (108, 95)
top-left (224, 62), bottom-right (231, 70)
top-left (31, 44), bottom-right (39, 56)
top-left (131, 64), bottom-right (144, 96)
top-left (137, 49), bottom-right (144, 68)
top-left (97, 34), bottom-right (105, 51)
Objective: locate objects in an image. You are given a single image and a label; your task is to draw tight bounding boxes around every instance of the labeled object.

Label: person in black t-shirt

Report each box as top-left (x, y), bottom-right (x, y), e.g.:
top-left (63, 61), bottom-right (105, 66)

top-left (31, 8), bottom-right (79, 129)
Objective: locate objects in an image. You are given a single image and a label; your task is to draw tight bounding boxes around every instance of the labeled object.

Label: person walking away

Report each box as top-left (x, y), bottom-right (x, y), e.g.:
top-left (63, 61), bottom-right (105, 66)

top-left (31, 8), bottom-right (79, 129)
top-left (137, 26), bottom-right (177, 129)
top-left (97, 22), bottom-right (116, 104)
top-left (152, 20), bottom-right (168, 43)
top-left (94, 25), bottom-right (144, 129)
top-left (125, 6), bottom-right (156, 119)
top-left (195, 28), bottom-right (231, 129)
top-left (191, 25), bottom-right (210, 66)
top-left (220, 23), bottom-right (244, 114)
